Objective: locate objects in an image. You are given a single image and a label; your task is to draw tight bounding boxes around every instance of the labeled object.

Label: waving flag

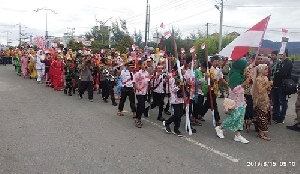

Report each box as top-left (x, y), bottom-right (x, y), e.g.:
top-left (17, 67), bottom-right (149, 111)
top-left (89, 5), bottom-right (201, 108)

top-left (34, 36), bottom-right (46, 49)
top-left (163, 30), bottom-right (171, 39)
top-left (160, 22), bottom-right (165, 29)
top-left (219, 16), bottom-right (270, 60)
top-left (282, 28), bottom-right (288, 33)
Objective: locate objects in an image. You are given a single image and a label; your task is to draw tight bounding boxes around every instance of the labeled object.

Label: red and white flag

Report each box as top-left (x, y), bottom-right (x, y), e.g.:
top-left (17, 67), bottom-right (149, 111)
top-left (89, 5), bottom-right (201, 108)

top-left (163, 30), bottom-right (171, 39)
top-left (190, 46), bottom-right (195, 53)
top-left (282, 28), bottom-right (288, 33)
top-left (181, 48), bottom-right (185, 53)
top-left (160, 22), bottom-right (165, 29)
top-left (201, 43), bottom-right (206, 50)
top-left (159, 50), bottom-right (165, 56)
top-left (132, 44), bottom-right (137, 51)
top-left (90, 38), bottom-right (95, 41)
top-left (219, 16), bottom-right (270, 60)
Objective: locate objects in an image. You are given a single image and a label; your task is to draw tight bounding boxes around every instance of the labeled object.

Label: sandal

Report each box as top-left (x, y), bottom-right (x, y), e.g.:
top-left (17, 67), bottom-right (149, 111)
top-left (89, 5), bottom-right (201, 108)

top-left (258, 134), bottom-right (271, 141)
top-left (164, 110), bottom-right (171, 115)
top-left (117, 111), bottom-right (124, 116)
top-left (191, 119), bottom-right (202, 126)
top-left (198, 115), bottom-right (205, 121)
top-left (132, 112), bottom-right (136, 119)
top-left (245, 120), bottom-right (252, 132)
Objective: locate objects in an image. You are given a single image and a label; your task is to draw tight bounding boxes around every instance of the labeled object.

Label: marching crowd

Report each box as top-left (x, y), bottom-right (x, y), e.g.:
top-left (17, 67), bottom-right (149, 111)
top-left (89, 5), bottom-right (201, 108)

top-left (2, 46), bottom-right (300, 144)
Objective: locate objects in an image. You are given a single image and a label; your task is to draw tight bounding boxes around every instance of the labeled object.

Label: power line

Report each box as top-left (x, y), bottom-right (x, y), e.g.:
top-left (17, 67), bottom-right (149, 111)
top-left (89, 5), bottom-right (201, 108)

top-left (224, 5), bottom-right (300, 8)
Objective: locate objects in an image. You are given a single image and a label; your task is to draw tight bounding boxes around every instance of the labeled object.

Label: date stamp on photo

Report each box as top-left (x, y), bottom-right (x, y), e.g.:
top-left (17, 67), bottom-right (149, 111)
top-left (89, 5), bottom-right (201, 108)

top-left (247, 161), bottom-right (296, 167)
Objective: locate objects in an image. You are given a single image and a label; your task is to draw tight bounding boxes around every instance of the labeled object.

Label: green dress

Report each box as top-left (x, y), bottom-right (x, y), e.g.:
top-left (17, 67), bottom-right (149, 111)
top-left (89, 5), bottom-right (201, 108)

top-left (14, 56), bottom-right (22, 75)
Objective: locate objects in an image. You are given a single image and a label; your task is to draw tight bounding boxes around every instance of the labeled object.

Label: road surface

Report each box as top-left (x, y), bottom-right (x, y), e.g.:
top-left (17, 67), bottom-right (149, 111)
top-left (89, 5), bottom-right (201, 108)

top-left (0, 66), bottom-right (298, 174)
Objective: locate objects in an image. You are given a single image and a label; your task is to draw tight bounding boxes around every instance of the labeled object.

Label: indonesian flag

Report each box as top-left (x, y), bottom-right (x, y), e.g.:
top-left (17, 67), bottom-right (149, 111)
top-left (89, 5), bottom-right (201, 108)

top-left (90, 38), bottom-right (95, 41)
top-left (190, 46), bottom-right (195, 53)
top-left (181, 48), bottom-right (185, 53)
top-left (201, 43), bottom-right (206, 50)
top-left (60, 41), bottom-right (63, 45)
top-left (163, 30), bottom-right (171, 39)
top-left (160, 22), bottom-right (165, 29)
top-left (159, 50), bottom-right (165, 56)
top-left (219, 16), bottom-right (270, 60)
top-left (282, 28), bottom-right (288, 33)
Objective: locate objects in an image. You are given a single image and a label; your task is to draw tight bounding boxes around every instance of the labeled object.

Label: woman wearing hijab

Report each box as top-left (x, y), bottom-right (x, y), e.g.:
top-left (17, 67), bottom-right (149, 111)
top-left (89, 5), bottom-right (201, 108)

top-left (21, 53), bottom-right (29, 78)
top-left (36, 50), bottom-right (46, 83)
top-left (215, 59), bottom-right (250, 144)
top-left (252, 64), bottom-right (273, 141)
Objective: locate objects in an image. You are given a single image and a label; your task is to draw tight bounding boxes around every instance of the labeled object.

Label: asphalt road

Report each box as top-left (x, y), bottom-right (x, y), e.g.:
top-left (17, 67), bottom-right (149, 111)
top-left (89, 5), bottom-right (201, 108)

top-left (0, 66), bottom-right (299, 174)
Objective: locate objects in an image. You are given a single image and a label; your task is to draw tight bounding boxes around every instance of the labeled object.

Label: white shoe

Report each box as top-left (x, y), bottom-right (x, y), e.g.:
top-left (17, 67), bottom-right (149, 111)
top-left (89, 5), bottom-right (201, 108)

top-left (215, 126), bottom-right (224, 138)
top-left (234, 135), bottom-right (249, 144)
top-left (162, 121), bottom-right (166, 126)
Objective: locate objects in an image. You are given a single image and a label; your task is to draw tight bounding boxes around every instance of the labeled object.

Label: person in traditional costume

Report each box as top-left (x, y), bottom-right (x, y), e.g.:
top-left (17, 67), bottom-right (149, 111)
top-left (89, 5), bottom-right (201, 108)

top-left (252, 64), bottom-right (272, 141)
top-left (78, 54), bottom-right (94, 102)
top-left (219, 57), bottom-right (231, 98)
top-left (199, 55), bottom-right (228, 126)
top-left (28, 51), bottom-right (37, 79)
top-left (21, 53), bottom-right (29, 78)
top-left (42, 51), bottom-right (52, 86)
top-left (73, 51), bottom-right (83, 94)
top-left (215, 59), bottom-right (250, 144)
top-left (36, 50), bottom-right (46, 83)
top-left (51, 53), bottom-right (64, 91)
top-left (13, 52), bottom-right (21, 76)
top-left (64, 57), bottom-right (75, 96)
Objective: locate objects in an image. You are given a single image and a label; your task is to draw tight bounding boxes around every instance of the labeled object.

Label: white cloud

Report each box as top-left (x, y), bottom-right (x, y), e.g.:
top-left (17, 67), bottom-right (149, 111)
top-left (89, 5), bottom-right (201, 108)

top-left (0, 0), bottom-right (300, 46)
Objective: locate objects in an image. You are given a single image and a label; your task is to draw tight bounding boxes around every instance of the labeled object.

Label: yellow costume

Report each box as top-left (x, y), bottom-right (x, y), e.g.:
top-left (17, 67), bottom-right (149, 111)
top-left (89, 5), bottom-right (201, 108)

top-left (28, 53), bottom-right (37, 79)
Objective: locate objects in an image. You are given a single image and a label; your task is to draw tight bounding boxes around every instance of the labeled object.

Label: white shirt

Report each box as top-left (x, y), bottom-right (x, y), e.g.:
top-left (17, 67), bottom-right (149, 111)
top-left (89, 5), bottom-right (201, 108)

top-left (120, 69), bottom-right (133, 87)
top-left (153, 73), bottom-right (165, 94)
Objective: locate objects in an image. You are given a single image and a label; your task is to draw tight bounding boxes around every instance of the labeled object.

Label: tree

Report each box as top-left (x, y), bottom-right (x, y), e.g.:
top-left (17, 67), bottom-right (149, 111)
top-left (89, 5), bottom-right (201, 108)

top-left (67, 38), bottom-right (84, 51)
top-left (111, 19), bottom-right (128, 44)
top-left (85, 26), bottom-right (110, 44)
top-left (116, 35), bottom-right (134, 54)
top-left (133, 30), bottom-right (143, 47)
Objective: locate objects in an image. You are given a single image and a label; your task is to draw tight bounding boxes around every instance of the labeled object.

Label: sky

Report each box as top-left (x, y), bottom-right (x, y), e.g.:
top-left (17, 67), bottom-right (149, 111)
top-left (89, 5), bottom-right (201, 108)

top-left (1, 0), bottom-right (300, 46)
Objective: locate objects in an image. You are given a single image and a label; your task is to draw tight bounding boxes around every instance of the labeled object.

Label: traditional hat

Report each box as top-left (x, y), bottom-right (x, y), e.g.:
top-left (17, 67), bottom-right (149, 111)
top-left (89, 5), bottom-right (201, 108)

top-left (126, 60), bottom-right (135, 67)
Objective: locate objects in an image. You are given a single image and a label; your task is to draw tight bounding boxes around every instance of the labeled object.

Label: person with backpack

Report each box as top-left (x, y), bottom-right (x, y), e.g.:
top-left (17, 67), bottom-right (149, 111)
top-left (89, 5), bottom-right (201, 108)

top-left (271, 49), bottom-right (294, 124)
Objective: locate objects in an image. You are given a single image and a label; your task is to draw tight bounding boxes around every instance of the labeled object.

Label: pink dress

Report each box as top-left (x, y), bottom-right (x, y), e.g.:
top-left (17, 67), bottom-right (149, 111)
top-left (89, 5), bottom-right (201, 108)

top-left (21, 56), bottom-right (29, 78)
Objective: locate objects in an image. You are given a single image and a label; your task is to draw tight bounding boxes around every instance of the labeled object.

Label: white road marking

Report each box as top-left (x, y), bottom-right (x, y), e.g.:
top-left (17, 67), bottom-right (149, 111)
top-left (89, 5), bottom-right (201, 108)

top-left (142, 118), bottom-right (239, 163)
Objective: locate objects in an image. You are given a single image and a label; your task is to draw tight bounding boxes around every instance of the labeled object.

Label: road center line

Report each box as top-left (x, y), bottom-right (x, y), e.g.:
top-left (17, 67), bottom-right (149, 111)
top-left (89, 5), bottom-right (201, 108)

top-left (142, 118), bottom-right (239, 163)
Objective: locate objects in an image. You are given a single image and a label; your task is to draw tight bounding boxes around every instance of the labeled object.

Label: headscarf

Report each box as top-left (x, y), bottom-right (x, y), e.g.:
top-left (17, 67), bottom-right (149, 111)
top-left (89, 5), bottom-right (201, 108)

top-left (251, 64), bottom-right (268, 96)
top-left (229, 59), bottom-right (248, 89)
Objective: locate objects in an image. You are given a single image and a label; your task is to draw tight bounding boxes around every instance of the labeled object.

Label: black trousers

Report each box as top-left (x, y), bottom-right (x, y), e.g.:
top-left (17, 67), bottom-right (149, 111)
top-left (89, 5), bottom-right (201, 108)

top-left (192, 94), bottom-right (204, 118)
top-left (151, 92), bottom-right (165, 117)
top-left (165, 103), bottom-right (184, 131)
top-left (136, 95), bottom-right (147, 120)
top-left (2, 57), bottom-right (7, 66)
top-left (199, 92), bottom-right (220, 122)
top-left (102, 80), bottom-right (115, 103)
top-left (65, 79), bottom-right (73, 94)
top-left (164, 94), bottom-right (170, 112)
top-left (118, 87), bottom-right (136, 112)
top-left (79, 81), bottom-right (93, 100)
top-left (244, 94), bottom-right (256, 120)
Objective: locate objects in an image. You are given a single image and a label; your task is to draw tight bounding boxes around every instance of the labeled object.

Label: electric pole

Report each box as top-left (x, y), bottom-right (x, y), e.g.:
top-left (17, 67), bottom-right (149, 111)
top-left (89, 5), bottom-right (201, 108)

top-left (1, 30), bottom-right (12, 46)
top-left (215, 0), bottom-right (224, 52)
top-left (67, 28), bottom-right (75, 37)
top-left (205, 23), bottom-right (211, 38)
top-left (145, 0), bottom-right (150, 46)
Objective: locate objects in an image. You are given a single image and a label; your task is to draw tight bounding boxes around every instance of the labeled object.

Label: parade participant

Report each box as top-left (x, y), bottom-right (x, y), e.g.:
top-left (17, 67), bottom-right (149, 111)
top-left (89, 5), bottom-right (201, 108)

top-left (13, 52), bottom-right (21, 76)
top-left (163, 65), bottom-right (186, 137)
top-left (42, 51), bottom-right (52, 86)
top-left (28, 51), bottom-right (37, 79)
top-left (51, 53), bottom-right (64, 91)
top-left (102, 56), bottom-right (118, 106)
top-left (199, 55), bottom-right (228, 126)
top-left (252, 64), bottom-right (272, 141)
top-left (98, 57), bottom-right (105, 94)
top-left (150, 63), bottom-right (166, 121)
top-left (215, 58), bottom-right (250, 144)
top-left (73, 51), bottom-right (83, 94)
top-left (36, 50), bottom-right (46, 83)
top-left (78, 55), bottom-right (94, 102)
top-left (133, 59), bottom-right (151, 128)
top-left (219, 57), bottom-right (231, 98)
top-left (117, 61), bottom-right (137, 117)
top-left (21, 53), bottom-right (29, 78)
top-left (243, 54), bottom-right (256, 131)
top-left (64, 57), bottom-right (75, 96)
top-left (191, 62), bottom-right (209, 125)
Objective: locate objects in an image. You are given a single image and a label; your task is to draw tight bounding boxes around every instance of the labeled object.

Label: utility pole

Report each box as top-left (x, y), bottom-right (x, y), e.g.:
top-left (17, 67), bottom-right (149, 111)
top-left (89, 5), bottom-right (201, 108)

top-left (1, 30), bottom-right (12, 46)
top-left (67, 28), bottom-right (75, 37)
top-left (145, 0), bottom-right (150, 46)
top-left (216, 0), bottom-right (224, 52)
top-left (205, 23), bottom-right (210, 38)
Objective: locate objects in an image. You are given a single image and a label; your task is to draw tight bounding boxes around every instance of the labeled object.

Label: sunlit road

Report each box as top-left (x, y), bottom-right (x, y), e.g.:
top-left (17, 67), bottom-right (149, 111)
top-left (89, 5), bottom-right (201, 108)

top-left (0, 66), bottom-right (298, 174)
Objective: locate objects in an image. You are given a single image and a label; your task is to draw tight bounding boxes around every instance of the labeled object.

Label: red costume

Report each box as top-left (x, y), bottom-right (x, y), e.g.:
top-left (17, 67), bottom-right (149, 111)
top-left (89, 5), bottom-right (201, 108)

top-left (50, 56), bottom-right (64, 91)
